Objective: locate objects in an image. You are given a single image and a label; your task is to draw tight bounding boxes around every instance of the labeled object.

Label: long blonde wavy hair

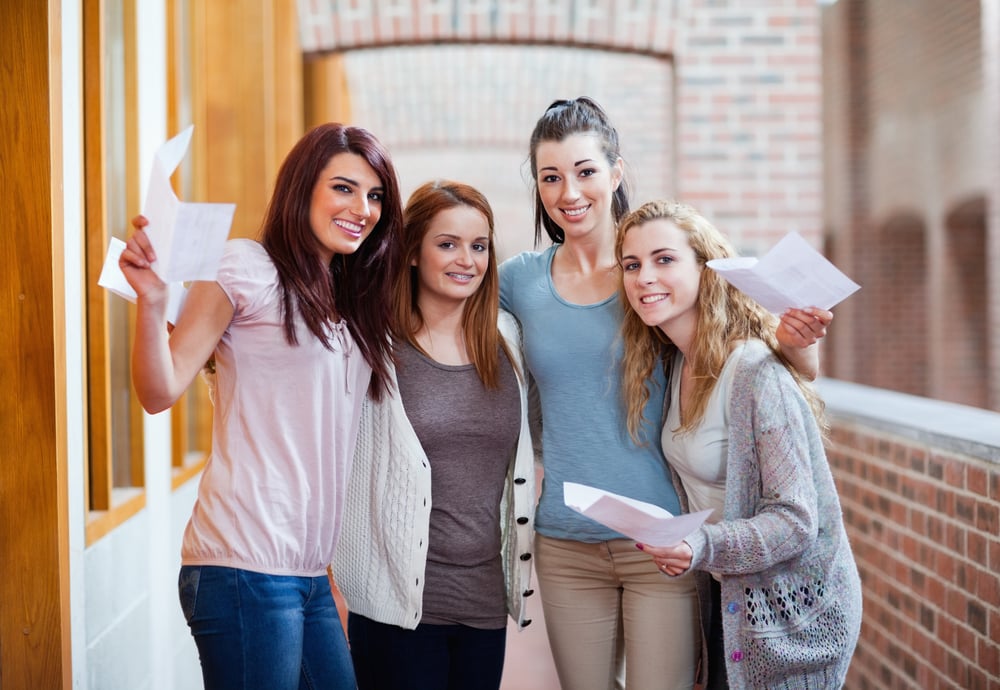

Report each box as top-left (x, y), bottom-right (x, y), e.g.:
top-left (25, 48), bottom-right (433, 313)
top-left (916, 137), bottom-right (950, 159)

top-left (615, 200), bottom-right (826, 441)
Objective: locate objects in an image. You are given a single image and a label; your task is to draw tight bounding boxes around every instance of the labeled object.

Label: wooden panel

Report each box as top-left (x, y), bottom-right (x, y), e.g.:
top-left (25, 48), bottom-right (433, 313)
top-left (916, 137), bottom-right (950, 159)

top-left (0, 0), bottom-right (70, 686)
top-left (304, 53), bottom-right (354, 128)
top-left (189, 0), bottom-right (303, 240)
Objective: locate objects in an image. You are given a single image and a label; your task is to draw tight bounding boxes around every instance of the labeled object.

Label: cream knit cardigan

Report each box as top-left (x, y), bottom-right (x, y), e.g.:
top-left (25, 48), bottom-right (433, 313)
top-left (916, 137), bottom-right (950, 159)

top-left (333, 310), bottom-right (537, 630)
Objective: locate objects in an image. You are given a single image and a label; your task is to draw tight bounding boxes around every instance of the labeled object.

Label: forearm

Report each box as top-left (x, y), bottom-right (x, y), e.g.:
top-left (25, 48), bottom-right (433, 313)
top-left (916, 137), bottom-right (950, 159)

top-left (780, 341), bottom-right (819, 380)
top-left (131, 295), bottom-right (187, 413)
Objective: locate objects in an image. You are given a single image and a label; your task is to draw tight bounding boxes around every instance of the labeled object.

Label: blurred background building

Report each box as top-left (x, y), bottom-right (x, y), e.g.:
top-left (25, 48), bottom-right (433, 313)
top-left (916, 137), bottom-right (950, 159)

top-left (2, 1), bottom-right (997, 688)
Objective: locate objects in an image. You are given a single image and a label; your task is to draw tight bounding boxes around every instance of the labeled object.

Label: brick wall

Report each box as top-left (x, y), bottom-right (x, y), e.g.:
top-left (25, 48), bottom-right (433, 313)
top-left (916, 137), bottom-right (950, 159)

top-left (820, 0), bottom-right (996, 411)
top-left (822, 380), bottom-right (1000, 689)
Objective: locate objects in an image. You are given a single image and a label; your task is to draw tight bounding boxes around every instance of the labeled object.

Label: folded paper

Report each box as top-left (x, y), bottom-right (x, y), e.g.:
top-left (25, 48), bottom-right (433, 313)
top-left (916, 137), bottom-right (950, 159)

top-left (707, 232), bottom-right (860, 314)
top-left (564, 482), bottom-right (713, 546)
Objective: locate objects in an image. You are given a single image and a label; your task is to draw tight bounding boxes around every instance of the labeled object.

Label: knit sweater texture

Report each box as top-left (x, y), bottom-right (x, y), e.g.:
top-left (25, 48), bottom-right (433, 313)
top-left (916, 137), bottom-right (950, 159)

top-left (333, 310), bottom-right (537, 630)
top-left (669, 340), bottom-right (862, 690)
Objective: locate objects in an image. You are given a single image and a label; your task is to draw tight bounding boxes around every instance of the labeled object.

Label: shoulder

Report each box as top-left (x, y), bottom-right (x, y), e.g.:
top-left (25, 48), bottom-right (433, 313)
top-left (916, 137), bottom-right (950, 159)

top-left (223, 238), bottom-right (267, 261)
top-left (497, 309), bottom-right (520, 339)
top-left (217, 239), bottom-right (275, 309)
top-left (731, 339), bottom-right (784, 383)
top-left (499, 248), bottom-right (550, 279)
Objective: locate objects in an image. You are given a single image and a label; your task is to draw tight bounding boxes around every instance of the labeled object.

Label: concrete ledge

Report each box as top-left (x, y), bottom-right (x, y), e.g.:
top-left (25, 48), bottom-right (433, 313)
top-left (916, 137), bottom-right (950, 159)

top-left (817, 378), bottom-right (1000, 465)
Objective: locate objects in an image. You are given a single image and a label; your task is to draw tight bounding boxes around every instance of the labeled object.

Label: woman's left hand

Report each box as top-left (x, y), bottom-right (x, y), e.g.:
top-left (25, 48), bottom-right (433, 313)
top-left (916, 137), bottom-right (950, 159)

top-left (638, 541), bottom-right (693, 576)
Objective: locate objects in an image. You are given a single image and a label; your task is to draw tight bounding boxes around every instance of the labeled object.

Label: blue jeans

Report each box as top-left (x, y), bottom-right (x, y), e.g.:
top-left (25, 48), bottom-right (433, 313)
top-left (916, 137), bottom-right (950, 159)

top-left (178, 565), bottom-right (356, 690)
top-left (347, 613), bottom-right (506, 690)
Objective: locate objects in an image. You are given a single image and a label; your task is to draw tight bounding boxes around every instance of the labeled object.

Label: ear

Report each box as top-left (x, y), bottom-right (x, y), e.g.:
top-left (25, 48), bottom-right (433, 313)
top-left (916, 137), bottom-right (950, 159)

top-left (611, 157), bottom-right (625, 191)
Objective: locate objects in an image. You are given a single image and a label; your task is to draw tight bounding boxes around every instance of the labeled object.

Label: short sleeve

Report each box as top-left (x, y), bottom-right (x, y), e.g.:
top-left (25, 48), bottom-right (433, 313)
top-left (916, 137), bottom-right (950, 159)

top-left (214, 239), bottom-right (277, 323)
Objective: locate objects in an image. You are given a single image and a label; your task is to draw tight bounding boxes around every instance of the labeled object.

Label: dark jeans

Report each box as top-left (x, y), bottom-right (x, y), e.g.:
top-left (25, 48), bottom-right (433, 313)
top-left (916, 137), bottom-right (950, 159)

top-left (707, 577), bottom-right (730, 690)
top-left (347, 613), bottom-right (506, 690)
top-left (178, 565), bottom-right (356, 690)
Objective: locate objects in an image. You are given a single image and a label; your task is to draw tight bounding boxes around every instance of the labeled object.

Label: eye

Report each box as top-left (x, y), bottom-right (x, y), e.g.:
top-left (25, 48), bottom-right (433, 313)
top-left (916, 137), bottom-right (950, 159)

top-left (657, 255), bottom-right (675, 265)
top-left (333, 183), bottom-right (352, 193)
top-left (438, 241), bottom-right (456, 250)
top-left (541, 174), bottom-right (560, 184)
top-left (472, 242), bottom-right (488, 252)
top-left (579, 167), bottom-right (598, 177)
top-left (367, 191), bottom-right (383, 202)
top-left (622, 261), bottom-right (640, 272)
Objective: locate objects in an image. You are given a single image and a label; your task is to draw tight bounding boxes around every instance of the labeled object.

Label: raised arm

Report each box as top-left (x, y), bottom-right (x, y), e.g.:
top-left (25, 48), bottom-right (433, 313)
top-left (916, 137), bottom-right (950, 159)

top-left (776, 307), bottom-right (832, 381)
top-left (119, 216), bottom-right (234, 413)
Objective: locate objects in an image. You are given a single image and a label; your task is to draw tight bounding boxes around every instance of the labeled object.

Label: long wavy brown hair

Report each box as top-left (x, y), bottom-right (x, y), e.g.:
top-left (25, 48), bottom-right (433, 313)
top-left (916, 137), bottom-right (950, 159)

top-left (259, 122), bottom-right (403, 401)
top-left (615, 200), bottom-right (826, 440)
top-left (392, 180), bottom-right (514, 388)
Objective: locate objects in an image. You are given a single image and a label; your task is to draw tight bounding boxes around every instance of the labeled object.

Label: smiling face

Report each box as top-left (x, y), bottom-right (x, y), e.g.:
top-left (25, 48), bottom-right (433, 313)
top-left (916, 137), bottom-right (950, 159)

top-left (308, 152), bottom-right (385, 263)
top-left (535, 133), bottom-right (623, 243)
top-left (620, 218), bottom-right (704, 343)
top-left (414, 204), bottom-right (491, 308)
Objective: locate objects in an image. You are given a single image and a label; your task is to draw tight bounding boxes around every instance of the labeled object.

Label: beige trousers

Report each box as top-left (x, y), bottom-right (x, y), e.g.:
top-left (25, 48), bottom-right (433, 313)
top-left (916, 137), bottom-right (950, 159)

top-left (534, 534), bottom-right (699, 690)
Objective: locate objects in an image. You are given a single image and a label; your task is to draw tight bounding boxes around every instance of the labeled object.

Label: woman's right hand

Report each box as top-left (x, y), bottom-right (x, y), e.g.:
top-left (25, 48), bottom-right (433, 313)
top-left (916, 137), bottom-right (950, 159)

top-left (119, 215), bottom-right (168, 301)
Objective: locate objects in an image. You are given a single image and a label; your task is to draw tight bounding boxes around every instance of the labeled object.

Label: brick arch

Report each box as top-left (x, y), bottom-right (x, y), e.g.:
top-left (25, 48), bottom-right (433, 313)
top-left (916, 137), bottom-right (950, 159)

top-left (863, 212), bottom-right (928, 396)
top-left (298, 1), bottom-right (677, 57)
top-left (940, 196), bottom-right (987, 407)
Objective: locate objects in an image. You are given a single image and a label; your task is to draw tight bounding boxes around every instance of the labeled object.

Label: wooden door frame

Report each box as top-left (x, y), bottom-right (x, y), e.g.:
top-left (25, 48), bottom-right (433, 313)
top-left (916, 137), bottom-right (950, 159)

top-left (0, 0), bottom-right (72, 688)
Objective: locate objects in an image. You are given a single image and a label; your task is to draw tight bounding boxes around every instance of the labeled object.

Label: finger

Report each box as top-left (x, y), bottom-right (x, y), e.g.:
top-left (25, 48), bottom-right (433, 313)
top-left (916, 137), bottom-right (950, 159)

top-left (131, 214), bottom-right (149, 230)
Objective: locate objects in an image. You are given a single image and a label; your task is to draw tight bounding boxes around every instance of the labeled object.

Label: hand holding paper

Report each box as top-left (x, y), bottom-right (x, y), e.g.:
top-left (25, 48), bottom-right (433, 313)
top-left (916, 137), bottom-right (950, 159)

top-left (564, 482), bottom-right (712, 546)
top-left (142, 125), bottom-right (235, 283)
top-left (707, 232), bottom-right (859, 314)
top-left (98, 126), bottom-right (234, 321)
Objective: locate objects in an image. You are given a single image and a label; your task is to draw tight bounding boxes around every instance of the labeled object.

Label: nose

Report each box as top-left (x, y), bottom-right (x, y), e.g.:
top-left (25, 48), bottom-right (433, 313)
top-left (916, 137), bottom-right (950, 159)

top-left (351, 195), bottom-right (371, 219)
top-left (636, 262), bottom-right (657, 285)
top-left (455, 245), bottom-right (474, 267)
top-left (559, 177), bottom-right (580, 202)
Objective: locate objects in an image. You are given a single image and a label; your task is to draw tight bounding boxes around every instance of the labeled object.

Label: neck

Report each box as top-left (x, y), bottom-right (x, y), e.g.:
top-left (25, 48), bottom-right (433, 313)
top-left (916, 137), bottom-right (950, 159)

top-left (414, 293), bottom-right (469, 364)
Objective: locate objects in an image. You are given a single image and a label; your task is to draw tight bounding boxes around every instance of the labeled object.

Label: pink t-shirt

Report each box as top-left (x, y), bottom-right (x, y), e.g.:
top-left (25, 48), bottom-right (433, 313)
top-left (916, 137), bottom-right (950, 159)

top-left (181, 239), bottom-right (372, 576)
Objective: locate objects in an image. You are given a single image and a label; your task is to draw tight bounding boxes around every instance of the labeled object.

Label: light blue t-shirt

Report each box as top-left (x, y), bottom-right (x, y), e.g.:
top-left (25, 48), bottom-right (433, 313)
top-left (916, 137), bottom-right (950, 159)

top-left (499, 247), bottom-right (681, 542)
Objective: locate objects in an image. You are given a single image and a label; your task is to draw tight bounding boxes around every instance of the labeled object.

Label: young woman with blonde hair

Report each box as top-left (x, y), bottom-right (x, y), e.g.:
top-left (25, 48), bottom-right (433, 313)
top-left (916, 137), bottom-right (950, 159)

top-left (618, 200), bottom-right (862, 689)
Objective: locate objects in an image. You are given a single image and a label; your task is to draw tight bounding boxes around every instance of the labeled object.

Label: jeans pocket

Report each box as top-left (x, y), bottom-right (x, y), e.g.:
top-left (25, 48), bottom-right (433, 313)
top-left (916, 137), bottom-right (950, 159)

top-left (178, 566), bottom-right (202, 623)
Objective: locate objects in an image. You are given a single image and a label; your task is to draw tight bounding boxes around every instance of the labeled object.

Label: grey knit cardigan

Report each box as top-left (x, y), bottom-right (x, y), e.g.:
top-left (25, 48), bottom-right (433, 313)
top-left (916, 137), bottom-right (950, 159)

top-left (665, 340), bottom-right (862, 690)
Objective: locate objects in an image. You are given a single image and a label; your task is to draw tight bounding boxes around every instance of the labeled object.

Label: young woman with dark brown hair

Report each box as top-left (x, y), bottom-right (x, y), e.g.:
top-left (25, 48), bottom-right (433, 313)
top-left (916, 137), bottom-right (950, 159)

top-left (119, 122), bottom-right (402, 690)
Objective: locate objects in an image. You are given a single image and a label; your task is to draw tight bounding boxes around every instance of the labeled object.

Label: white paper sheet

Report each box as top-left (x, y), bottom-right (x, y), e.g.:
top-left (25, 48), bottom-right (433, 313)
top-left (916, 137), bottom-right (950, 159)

top-left (706, 232), bottom-right (860, 314)
top-left (97, 237), bottom-right (189, 325)
top-left (563, 482), bottom-right (713, 546)
top-left (142, 125), bottom-right (235, 282)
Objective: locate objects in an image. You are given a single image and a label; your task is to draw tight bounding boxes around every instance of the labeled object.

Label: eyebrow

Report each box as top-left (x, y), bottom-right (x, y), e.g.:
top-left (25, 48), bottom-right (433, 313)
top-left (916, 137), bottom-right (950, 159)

top-left (329, 175), bottom-right (384, 192)
top-left (539, 158), bottom-right (596, 172)
top-left (432, 233), bottom-right (490, 242)
top-left (621, 247), bottom-right (678, 261)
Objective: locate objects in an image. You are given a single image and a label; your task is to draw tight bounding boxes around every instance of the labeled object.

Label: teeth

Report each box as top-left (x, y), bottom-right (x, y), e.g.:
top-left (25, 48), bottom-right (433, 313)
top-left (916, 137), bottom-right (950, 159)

top-left (641, 294), bottom-right (666, 304)
top-left (335, 220), bottom-right (362, 234)
top-left (447, 273), bottom-right (473, 282)
top-left (564, 207), bottom-right (587, 217)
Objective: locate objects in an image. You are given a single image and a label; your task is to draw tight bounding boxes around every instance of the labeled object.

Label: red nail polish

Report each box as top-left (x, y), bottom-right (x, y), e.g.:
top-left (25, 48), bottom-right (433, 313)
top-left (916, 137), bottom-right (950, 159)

top-left (635, 543), bottom-right (644, 550)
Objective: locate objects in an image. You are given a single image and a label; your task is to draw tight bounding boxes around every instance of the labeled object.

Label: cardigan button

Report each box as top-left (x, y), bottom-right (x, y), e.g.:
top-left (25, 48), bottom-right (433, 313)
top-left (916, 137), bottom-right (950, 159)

top-left (731, 650), bottom-right (743, 663)
top-left (523, 589), bottom-right (534, 597)
top-left (522, 619), bottom-right (532, 627)
top-left (726, 602), bottom-right (739, 614)
top-left (516, 517), bottom-right (529, 525)
top-left (519, 553), bottom-right (532, 561)
top-left (514, 477), bottom-right (527, 485)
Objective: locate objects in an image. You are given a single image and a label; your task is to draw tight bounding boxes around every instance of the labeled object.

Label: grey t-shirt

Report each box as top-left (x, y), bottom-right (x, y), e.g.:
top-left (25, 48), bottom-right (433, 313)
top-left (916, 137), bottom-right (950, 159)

top-left (395, 342), bottom-right (520, 629)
